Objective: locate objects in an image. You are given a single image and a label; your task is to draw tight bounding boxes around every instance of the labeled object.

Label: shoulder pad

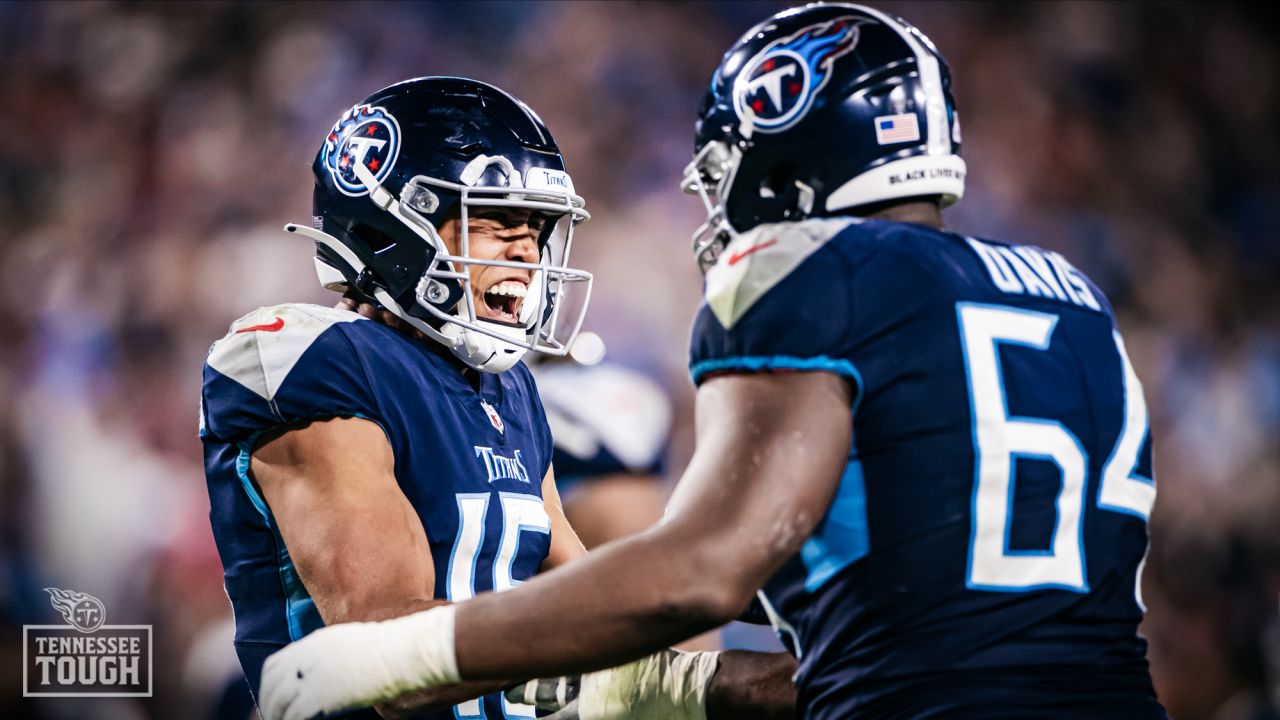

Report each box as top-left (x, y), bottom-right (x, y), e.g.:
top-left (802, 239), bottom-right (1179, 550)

top-left (704, 218), bottom-right (857, 329)
top-left (206, 303), bottom-right (365, 402)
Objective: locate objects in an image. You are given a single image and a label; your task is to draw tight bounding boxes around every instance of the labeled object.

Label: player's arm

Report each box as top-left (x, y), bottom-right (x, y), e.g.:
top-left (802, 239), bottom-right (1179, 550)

top-left (261, 370), bottom-right (847, 719)
top-left (460, 370), bottom-right (836, 719)
top-left (706, 650), bottom-right (797, 720)
top-left (456, 369), bottom-right (852, 675)
top-left (541, 466), bottom-right (588, 570)
top-left (251, 416), bottom-right (435, 622)
top-left (250, 415), bottom-right (509, 715)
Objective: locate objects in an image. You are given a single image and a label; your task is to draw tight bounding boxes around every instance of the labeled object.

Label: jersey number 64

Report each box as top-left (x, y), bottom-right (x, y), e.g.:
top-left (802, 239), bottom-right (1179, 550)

top-left (957, 303), bottom-right (1154, 602)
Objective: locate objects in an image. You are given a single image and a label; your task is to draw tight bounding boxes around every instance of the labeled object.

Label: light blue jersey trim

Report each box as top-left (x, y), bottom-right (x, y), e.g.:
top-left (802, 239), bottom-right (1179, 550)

top-left (232, 412), bottom-right (391, 641)
top-left (691, 355), bottom-right (863, 405)
top-left (236, 440), bottom-right (317, 641)
top-left (686, 355), bottom-right (873, 592)
top-left (235, 445), bottom-right (271, 520)
top-left (800, 458), bottom-right (870, 591)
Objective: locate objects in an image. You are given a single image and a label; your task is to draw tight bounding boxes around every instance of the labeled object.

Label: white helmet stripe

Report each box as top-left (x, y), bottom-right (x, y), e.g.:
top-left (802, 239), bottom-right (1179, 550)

top-left (856, 6), bottom-right (951, 156)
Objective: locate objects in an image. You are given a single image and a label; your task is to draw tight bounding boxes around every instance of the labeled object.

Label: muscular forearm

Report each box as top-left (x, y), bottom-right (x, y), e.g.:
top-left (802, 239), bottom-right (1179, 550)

top-left (454, 524), bottom-right (743, 680)
top-left (448, 372), bottom-right (848, 683)
top-left (374, 681), bottom-right (510, 719)
top-left (707, 651), bottom-right (796, 720)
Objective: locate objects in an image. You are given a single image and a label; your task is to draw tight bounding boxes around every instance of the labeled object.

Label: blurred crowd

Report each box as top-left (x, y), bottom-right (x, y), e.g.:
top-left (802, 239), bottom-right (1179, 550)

top-left (0, 2), bottom-right (1276, 718)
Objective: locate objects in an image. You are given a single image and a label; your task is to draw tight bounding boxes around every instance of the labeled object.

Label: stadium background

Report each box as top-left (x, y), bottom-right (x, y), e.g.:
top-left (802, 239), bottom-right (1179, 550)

top-left (0, 1), bottom-right (1276, 718)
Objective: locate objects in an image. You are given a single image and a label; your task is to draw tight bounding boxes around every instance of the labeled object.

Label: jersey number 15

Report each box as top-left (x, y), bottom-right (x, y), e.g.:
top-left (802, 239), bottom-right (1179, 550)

top-left (449, 492), bottom-right (548, 719)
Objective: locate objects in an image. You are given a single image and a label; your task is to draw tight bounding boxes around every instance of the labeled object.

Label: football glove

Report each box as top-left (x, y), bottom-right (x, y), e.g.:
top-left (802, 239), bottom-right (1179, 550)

top-left (506, 649), bottom-right (720, 720)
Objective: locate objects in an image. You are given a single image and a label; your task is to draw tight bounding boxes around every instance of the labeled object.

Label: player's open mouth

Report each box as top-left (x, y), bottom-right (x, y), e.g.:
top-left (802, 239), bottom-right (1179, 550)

top-left (481, 279), bottom-right (527, 323)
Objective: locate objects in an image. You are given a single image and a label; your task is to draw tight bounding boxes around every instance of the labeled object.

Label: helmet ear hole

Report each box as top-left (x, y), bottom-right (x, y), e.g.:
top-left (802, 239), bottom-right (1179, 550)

top-left (352, 224), bottom-right (396, 253)
top-left (761, 163), bottom-right (797, 199)
top-left (750, 164), bottom-right (814, 221)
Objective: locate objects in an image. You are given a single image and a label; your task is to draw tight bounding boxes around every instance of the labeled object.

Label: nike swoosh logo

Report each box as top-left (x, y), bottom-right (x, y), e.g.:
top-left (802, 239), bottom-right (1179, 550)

top-left (726, 238), bottom-right (778, 266)
top-left (235, 317), bottom-right (285, 334)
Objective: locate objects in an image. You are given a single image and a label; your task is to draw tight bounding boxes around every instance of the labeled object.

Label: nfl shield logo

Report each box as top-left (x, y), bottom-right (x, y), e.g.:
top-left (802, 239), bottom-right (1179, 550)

top-left (480, 399), bottom-right (504, 434)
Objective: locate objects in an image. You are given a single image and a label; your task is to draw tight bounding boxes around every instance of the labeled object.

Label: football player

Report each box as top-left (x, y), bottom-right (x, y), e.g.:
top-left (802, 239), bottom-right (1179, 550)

top-left (260, 5), bottom-right (1167, 719)
top-left (201, 76), bottom-right (605, 719)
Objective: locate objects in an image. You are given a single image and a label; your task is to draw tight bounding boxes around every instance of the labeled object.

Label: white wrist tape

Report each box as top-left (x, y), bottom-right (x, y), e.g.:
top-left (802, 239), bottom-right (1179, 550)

top-left (259, 603), bottom-right (462, 720)
top-left (374, 604), bottom-right (461, 693)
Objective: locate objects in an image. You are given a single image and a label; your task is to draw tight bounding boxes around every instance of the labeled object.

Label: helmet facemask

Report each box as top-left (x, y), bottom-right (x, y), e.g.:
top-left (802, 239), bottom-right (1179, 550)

top-left (302, 152), bottom-right (592, 373)
top-left (682, 134), bottom-right (747, 274)
top-left (682, 108), bottom-right (820, 274)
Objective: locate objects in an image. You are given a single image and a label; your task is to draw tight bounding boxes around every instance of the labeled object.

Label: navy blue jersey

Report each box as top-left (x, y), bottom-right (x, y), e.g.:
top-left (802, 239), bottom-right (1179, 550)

top-left (531, 361), bottom-right (671, 494)
top-left (201, 303), bottom-right (553, 720)
top-left (690, 219), bottom-right (1162, 719)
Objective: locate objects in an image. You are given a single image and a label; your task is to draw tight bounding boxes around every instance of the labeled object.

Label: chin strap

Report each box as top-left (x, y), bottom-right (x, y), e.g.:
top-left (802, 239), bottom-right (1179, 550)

top-left (286, 223), bottom-right (527, 372)
top-left (286, 224), bottom-right (457, 344)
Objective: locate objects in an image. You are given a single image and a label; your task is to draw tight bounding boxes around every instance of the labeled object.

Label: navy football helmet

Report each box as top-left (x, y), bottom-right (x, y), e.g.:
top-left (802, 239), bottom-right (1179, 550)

top-left (288, 77), bottom-right (592, 373)
top-left (683, 2), bottom-right (965, 270)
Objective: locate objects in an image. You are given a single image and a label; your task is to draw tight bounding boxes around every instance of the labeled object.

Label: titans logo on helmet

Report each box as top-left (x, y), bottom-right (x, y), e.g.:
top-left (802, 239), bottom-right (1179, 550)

top-left (733, 17), bottom-right (869, 134)
top-left (321, 104), bottom-right (401, 197)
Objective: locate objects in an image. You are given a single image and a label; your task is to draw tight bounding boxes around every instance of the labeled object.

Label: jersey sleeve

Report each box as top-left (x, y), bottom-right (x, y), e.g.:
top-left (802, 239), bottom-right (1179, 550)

top-left (689, 219), bottom-right (863, 387)
top-left (200, 304), bottom-right (381, 447)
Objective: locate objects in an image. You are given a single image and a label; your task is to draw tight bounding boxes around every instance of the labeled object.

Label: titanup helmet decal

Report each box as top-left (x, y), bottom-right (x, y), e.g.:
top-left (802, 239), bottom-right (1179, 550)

top-left (321, 104), bottom-right (401, 197)
top-left (733, 16), bottom-right (870, 134)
